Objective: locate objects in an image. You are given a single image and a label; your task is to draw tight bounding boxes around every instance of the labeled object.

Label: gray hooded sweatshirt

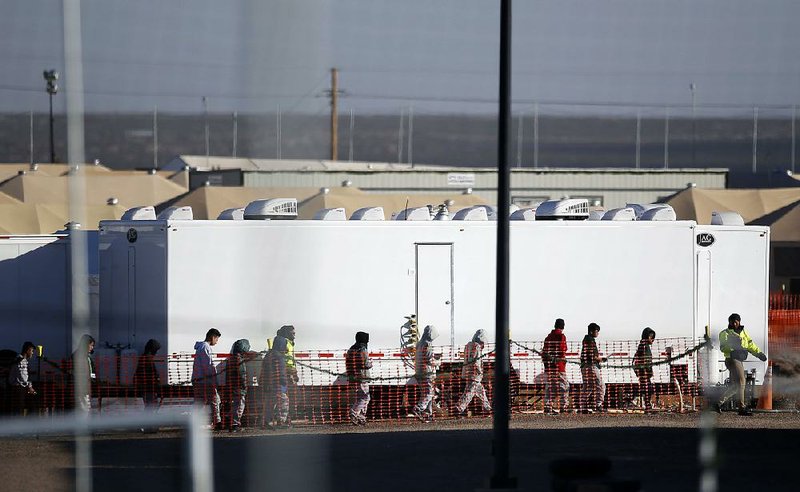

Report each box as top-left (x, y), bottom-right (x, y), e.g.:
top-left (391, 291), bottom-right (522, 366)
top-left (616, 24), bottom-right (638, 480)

top-left (415, 325), bottom-right (440, 380)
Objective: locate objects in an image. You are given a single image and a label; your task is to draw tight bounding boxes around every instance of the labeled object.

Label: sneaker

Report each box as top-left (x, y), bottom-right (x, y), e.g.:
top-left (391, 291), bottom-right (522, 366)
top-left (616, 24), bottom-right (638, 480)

top-left (411, 408), bottom-right (426, 422)
top-left (349, 414), bottom-right (361, 426)
top-left (358, 418), bottom-right (367, 426)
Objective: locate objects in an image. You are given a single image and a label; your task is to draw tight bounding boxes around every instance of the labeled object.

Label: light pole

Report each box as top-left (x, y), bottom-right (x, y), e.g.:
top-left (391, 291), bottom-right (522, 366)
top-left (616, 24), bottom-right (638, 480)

top-left (43, 69), bottom-right (59, 163)
top-left (690, 83), bottom-right (696, 167)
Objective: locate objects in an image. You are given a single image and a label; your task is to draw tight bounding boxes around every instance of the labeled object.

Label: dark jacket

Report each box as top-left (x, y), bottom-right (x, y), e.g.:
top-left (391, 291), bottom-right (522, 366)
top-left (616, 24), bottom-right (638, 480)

top-left (346, 332), bottom-right (372, 383)
top-left (543, 329), bottom-right (567, 373)
top-left (633, 341), bottom-right (654, 379)
top-left (260, 336), bottom-right (288, 390)
top-left (580, 335), bottom-right (600, 369)
top-left (134, 339), bottom-right (161, 396)
top-left (228, 339), bottom-right (250, 395)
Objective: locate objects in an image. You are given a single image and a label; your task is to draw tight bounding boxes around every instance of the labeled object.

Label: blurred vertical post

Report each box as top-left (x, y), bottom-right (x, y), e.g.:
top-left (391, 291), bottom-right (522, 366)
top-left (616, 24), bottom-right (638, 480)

top-left (203, 96), bottom-right (209, 168)
top-left (29, 111), bottom-right (34, 165)
top-left (408, 106), bottom-right (414, 167)
top-left (232, 111), bottom-right (238, 158)
top-left (752, 106), bottom-right (758, 173)
top-left (277, 105), bottom-right (282, 159)
top-left (64, 0), bottom-right (92, 490)
top-left (153, 105), bottom-right (158, 169)
top-left (791, 104), bottom-right (796, 174)
top-left (533, 102), bottom-right (539, 168)
top-left (330, 68), bottom-right (338, 161)
top-left (664, 106), bottom-right (669, 169)
top-left (516, 113), bottom-right (523, 168)
top-left (397, 108), bottom-right (404, 164)
top-left (635, 108), bottom-right (641, 169)
top-left (349, 108), bottom-right (355, 162)
top-left (690, 83), bottom-right (696, 167)
top-left (491, 0), bottom-right (516, 488)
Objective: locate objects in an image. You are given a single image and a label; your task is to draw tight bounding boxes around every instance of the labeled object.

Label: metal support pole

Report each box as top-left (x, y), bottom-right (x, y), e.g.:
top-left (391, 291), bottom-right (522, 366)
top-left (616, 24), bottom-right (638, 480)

top-left (232, 111), bottom-right (238, 158)
top-left (203, 96), bottom-right (209, 168)
top-left (790, 104), bottom-right (797, 174)
top-left (277, 106), bottom-right (282, 159)
top-left (349, 108), bottom-right (355, 162)
top-left (690, 83), bottom-right (696, 167)
top-left (153, 105), bottom-right (158, 169)
top-left (752, 106), bottom-right (758, 174)
top-left (664, 106), bottom-right (670, 169)
top-left (49, 93), bottom-right (55, 163)
top-left (330, 68), bottom-right (338, 161)
top-left (29, 111), bottom-right (34, 166)
top-left (533, 102), bottom-right (539, 169)
top-left (398, 109), bottom-right (404, 164)
top-left (516, 113), bottom-right (523, 168)
top-left (491, 0), bottom-right (516, 488)
top-left (408, 106), bottom-right (414, 167)
top-left (635, 108), bottom-right (641, 169)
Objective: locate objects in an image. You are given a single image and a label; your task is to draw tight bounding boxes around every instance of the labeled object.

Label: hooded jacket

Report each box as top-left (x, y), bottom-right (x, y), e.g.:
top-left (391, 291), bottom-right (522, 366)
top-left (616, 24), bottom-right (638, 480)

top-left (261, 335), bottom-right (288, 390)
top-left (719, 326), bottom-right (762, 361)
top-left (134, 339), bottom-right (161, 394)
top-left (544, 328), bottom-right (567, 373)
top-left (461, 329), bottom-right (487, 381)
top-left (228, 339), bottom-right (250, 393)
top-left (346, 331), bottom-right (373, 382)
top-left (192, 340), bottom-right (218, 386)
top-left (415, 325), bottom-right (440, 380)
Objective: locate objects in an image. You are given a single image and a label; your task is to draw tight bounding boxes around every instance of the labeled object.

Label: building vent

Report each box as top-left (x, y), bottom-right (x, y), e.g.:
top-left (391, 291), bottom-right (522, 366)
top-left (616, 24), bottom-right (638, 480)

top-left (121, 206), bottom-right (156, 221)
top-left (640, 205), bottom-right (676, 221)
top-left (711, 211), bottom-right (744, 226)
top-left (601, 207), bottom-right (637, 221)
top-left (433, 204), bottom-right (450, 221)
top-left (313, 208), bottom-right (347, 220)
top-left (157, 206), bottom-right (193, 220)
top-left (217, 208), bottom-right (244, 220)
top-left (535, 199), bottom-right (589, 221)
top-left (393, 207), bottom-right (432, 221)
top-left (510, 208), bottom-right (536, 221)
top-left (350, 207), bottom-right (385, 221)
top-left (453, 206), bottom-right (489, 221)
top-left (243, 198), bottom-right (298, 220)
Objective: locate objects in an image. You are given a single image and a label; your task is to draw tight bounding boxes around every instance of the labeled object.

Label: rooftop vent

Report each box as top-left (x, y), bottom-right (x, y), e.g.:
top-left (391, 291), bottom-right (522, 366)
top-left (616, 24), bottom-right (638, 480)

top-left (121, 206), bottom-right (156, 221)
top-left (535, 199), bottom-right (589, 221)
top-left (587, 210), bottom-right (605, 221)
top-left (217, 208), bottom-right (244, 220)
top-left (626, 203), bottom-right (667, 219)
top-left (639, 205), bottom-right (676, 221)
top-left (510, 208), bottom-right (536, 221)
top-left (711, 211), bottom-right (744, 226)
top-left (147, 168), bottom-right (157, 175)
top-left (350, 207), bottom-right (385, 221)
top-left (453, 206), bottom-right (489, 221)
top-left (157, 206), bottom-right (193, 220)
top-left (107, 197), bottom-right (119, 206)
top-left (243, 198), bottom-right (298, 220)
top-left (602, 207), bottom-right (636, 221)
top-left (393, 207), bottom-right (432, 221)
top-left (433, 204), bottom-right (451, 221)
top-left (313, 208), bottom-right (347, 220)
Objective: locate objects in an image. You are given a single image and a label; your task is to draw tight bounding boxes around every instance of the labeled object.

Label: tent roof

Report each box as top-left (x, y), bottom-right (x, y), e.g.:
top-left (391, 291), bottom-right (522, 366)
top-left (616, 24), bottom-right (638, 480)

top-left (0, 203), bottom-right (127, 234)
top-left (665, 187), bottom-right (800, 224)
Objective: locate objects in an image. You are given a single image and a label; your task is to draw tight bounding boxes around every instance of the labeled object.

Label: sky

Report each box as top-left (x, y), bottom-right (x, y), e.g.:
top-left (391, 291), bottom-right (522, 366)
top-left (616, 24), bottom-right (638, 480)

top-left (1, 0), bottom-right (799, 116)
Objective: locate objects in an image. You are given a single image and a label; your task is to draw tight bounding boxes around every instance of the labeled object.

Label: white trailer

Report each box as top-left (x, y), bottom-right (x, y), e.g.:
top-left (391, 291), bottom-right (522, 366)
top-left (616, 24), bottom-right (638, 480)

top-left (98, 212), bottom-right (770, 385)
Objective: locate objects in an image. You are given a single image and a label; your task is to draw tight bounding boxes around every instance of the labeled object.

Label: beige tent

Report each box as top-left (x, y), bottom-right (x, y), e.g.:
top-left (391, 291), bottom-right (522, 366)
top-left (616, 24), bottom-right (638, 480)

top-left (665, 187), bottom-right (800, 224)
top-left (0, 173), bottom-right (187, 208)
top-left (0, 203), bottom-right (127, 234)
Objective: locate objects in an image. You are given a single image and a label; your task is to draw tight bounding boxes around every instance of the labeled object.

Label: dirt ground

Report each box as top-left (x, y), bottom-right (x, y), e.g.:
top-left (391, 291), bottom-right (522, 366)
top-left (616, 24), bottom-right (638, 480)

top-left (1, 411), bottom-right (798, 491)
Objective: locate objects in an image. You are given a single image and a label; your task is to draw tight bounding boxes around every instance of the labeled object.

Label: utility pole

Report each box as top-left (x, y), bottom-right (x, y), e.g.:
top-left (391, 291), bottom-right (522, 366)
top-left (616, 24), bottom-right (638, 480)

top-left (232, 111), bottom-right (238, 158)
top-left (398, 109), bottom-right (405, 164)
top-left (407, 106), bottom-right (414, 167)
top-left (276, 106), bottom-right (282, 159)
top-left (635, 108), bottom-right (641, 169)
top-left (29, 111), bottom-right (34, 166)
top-left (664, 106), bottom-right (670, 169)
top-left (348, 108), bottom-right (355, 162)
top-left (791, 105), bottom-right (796, 174)
top-left (43, 69), bottom-right (59, 163)
top-left (533, 102), bottom-right (539, 168)
top-left (752, 106), bottom-right (758, 174)
top-left (690, 83), bottom-right (696, 167)
top-left (330, 68), bottom-right (339, 161)
top-left (516, 113), bottom-right (523, 168)
top-left (203, 96), bottom-right (209, 168)
top-left (153, 105), bottom-right (158, 169)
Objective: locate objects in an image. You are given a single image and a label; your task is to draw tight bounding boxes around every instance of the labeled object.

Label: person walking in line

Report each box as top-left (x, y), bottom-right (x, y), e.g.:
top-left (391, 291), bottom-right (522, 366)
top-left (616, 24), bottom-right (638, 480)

top-left (412, 325), bottom-right (441, 422)
top-left (543, 319), bottom-right (570, 415)
top-left (346, 331), bottom-right (373, 425)
top-left (192, 328), bottom-right (222, 429)
top-left (580, 323), bottom-right (607, 413)
top-left (716, 313), bottom-right (767, 416)
top-left (261, 335), bottom-right (291, 429)
top-left (454, 329), bottom-right (492, 418)
top-left (228, 339), bottom-right (251, 432)
top-left (72, 334), bottom-right (95, 414)
top-left (8, 341), bottom-right (37, 416)
top-left (633, 327), bottom-right (656, 411)
top-left (134, 339), bottom-right (161, 412)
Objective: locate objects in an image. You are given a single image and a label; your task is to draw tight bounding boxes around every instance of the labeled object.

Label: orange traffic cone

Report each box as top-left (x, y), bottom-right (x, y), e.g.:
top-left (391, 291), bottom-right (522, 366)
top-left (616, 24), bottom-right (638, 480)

top-left (757, 361), bottom-right (773, 410)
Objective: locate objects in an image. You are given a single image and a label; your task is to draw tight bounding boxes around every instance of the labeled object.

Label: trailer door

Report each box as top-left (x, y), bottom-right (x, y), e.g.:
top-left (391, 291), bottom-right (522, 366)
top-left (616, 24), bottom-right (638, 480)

top-left (415, 243), bottom-right (455, 348)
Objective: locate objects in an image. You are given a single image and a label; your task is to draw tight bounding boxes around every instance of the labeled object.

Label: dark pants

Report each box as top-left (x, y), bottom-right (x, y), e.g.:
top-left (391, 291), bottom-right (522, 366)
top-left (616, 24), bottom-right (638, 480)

top-left (11, 386), bottom-right (34, 415)
top-left (720, 358), bottom-right (746, 409)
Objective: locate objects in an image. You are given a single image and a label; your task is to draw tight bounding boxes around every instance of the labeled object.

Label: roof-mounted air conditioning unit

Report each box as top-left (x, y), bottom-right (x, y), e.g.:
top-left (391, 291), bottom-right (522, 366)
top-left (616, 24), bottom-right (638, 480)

top-left (393, 207), bottom-right (432, 221)
top-left (157, 206), bottom-right (193, 220)
top-left (640, 205), bottom-right (676, 221)
top-left (121, 206), bottom-right (156, 221)
top-left (510, 208), bottom-right (536, 221)
top-left (243, 198), bottom-right (298, 220)
top-left (626, 203), bottom-right (669, 220)
top-left (535, 199), bottom-right (589, 221)
top-left (711, 211), bottom-right (744, 226)
top-left (217, 208), bottom-right (244, 220)
top-left (602, 207), bottom-right (636, 221)
top-left (313, 208), bottom-right (347, 220)
top-left (350, 207), bottom-right (385, 221)
top-left (453, 206), bottom-right (489, 221)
